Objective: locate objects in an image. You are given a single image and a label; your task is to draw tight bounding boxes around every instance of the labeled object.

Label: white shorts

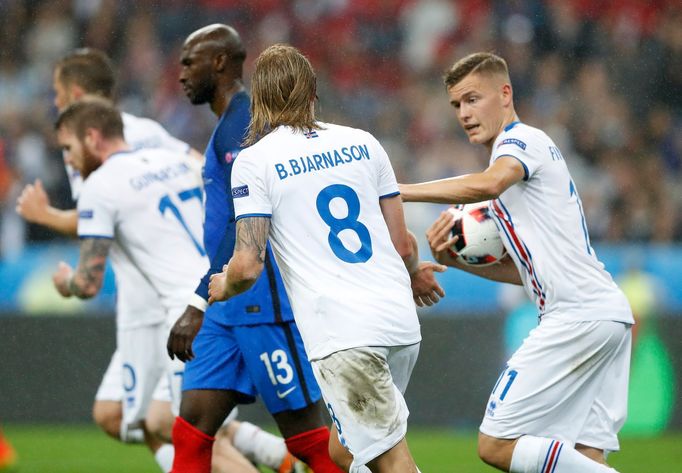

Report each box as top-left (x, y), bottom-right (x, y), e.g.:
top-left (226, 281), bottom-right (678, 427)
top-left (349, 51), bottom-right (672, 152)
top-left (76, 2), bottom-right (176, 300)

top-left (479, 319), bottom-right (631, 452)
top-left (95, 322), bottom-right (185, 439)
top-left (312, 344), bottom-right (419, 472)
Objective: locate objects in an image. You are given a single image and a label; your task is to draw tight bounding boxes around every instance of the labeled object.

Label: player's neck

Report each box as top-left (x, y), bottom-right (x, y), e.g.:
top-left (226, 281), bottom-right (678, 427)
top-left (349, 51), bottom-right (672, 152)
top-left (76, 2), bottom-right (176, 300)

top-left (486, 112), bottom-right (520, 153)
top-left (101, 139), bottom-right (131, 162)
top-left (211, 79), bottom-right (245, 117)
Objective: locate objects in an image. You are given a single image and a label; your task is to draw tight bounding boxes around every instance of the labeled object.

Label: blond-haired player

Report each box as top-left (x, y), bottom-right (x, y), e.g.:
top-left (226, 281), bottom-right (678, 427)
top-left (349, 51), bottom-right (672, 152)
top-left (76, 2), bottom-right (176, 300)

top-left (400, 52), bottom-right (633, 473)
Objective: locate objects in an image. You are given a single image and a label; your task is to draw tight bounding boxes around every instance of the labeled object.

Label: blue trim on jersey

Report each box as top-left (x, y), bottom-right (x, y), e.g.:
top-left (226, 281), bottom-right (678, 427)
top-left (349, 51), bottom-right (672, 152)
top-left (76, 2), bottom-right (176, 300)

top-left (504, 121), bottom-right (521, 132)
top-left (379, 191), bottom-right (400, 199)
top-left (495, 154), bottom-right (529, 181)
top-left (235, 213), bottom-right (272, 220)
top-left (78, 234), bottom-right (114, 239)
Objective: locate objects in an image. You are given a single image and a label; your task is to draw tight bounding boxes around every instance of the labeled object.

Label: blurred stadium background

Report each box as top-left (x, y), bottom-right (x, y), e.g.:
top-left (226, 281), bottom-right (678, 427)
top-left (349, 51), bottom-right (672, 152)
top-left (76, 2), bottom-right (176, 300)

top-left (0, 0), bottom-right (680, 471)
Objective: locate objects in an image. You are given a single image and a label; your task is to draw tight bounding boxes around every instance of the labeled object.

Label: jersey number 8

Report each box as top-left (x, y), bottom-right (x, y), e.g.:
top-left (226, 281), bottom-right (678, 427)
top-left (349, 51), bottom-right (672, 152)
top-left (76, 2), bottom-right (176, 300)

top-left (316, 184), bottom-right (373, 263)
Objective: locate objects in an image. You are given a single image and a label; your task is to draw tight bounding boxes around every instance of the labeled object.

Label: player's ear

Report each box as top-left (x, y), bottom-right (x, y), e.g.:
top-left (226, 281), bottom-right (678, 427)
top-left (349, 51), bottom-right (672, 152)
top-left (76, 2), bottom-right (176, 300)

top-left (214, 52), bottom-right (227, 72)
top-left (71, 83), bottom-right (86, 101)
top-left (83, 127), bottom-right (100, 150)
top-left (501, 83), bottom-right (513, 107)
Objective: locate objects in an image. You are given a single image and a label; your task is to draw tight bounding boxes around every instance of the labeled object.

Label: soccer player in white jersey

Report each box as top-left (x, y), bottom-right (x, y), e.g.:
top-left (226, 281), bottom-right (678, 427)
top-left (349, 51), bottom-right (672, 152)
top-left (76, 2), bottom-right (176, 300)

top-left (399, 52), bottom-right (633, 473)
top-left (50, 98), bottom-right (207, 468)
top-left (207, 44), bottom-right (446, 473)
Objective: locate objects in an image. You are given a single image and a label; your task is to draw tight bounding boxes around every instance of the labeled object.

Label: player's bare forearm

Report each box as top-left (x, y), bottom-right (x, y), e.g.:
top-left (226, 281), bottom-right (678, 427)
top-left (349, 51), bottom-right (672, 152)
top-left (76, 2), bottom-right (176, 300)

top-left (208, 217), bottom-right (269, 303)
top-left (71, 237), bottom-right (112, 298)
top-left (40, 208), bottom-right (78, 236)
top-left (446, 254), bottom-right (522, 285)
top-left (16, 179), bottom-right (78, 236)
top-left (399, 174), bottom-right (499, 204)
top-left (399, 157), bottom-right (525, 204)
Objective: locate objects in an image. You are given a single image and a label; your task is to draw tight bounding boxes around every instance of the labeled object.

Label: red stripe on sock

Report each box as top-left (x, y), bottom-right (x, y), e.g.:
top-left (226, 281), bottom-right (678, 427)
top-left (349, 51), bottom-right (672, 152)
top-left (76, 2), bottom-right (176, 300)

top-left (543, 441), bottom-right (561, 473)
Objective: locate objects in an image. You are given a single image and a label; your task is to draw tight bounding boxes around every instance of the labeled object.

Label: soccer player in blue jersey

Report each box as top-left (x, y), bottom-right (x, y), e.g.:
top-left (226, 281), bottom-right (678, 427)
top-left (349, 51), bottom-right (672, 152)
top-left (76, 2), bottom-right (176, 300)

top-left (167, 25), bottom-right (341, 473)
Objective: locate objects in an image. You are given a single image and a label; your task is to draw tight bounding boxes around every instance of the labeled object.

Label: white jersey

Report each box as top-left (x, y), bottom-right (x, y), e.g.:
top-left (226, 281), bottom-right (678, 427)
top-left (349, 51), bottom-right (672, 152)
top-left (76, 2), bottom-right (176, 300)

top-left (66, 112), bottom-right (191, 199)
top-left (489, 122), bottom-right (633, 324)
top-left (77, 148), bottom-right (208, 329)
top-left (231, 123), bottom-right (421, 361)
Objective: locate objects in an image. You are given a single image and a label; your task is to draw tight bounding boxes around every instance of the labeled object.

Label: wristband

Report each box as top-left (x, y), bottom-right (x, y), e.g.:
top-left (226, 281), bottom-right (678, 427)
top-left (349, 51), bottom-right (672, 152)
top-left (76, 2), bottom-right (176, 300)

top-left (188, 293), bottom-right (208, 312)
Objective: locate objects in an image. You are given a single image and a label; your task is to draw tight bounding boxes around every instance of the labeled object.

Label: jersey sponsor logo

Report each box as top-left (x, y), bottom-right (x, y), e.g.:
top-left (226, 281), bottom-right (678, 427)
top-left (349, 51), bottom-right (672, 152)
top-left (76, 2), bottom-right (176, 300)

top-left (79, 209), bottom-right (94, 219)
top-left (497, 138), bottom-right (527, 150)
top-left (274, 143), bottom-right (371, 180)
top-left (232, 184), bottom-right (249, 198)
top-left (276, 386), bottom-right (296, 399)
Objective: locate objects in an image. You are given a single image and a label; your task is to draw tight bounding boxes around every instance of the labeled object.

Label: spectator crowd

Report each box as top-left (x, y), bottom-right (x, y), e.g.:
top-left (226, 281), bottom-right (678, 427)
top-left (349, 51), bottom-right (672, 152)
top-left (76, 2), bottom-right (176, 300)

top-left (0, 0), bottom-right (680, 258)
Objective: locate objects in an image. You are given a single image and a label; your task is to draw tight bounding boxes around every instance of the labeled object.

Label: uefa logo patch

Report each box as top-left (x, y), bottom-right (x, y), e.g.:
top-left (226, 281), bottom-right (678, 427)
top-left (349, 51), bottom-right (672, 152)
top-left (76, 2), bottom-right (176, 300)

top-left (497, 138), bottom-right (526, 150)
top-left (232, 185), bottom-right (249, 198)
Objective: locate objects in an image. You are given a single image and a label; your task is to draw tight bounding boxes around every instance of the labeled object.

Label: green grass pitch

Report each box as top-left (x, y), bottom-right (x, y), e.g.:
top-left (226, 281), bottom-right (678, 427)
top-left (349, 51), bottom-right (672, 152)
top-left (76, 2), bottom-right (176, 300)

top-left (4, 424), bottom-right (681, 472)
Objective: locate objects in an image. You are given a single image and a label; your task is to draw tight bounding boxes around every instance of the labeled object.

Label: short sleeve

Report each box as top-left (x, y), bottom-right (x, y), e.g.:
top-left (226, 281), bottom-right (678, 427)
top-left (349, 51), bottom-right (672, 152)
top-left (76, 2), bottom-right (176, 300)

top-left (231, 150), bottom-right (272, 219)
top-left (368, 133), bottom-right (399, 199)
top-left (492, 132), bottom-right (538, 181)
top-left (77, 179), bottom-right (117, 238)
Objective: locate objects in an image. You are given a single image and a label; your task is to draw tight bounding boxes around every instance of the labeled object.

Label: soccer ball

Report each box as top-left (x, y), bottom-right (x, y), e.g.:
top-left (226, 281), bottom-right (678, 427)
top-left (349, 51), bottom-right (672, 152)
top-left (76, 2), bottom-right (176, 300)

top-left (447, 202), bottom-right (506, 266)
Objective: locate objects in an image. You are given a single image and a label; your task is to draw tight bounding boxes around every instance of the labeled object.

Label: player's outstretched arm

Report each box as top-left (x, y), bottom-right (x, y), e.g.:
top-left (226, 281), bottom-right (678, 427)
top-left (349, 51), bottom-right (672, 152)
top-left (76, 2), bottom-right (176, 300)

top-left (208, 216), bottom-right (270, 304)
top-left (52, 237), bottom-right (112, 298)
top-left (398, 156), bottom-right (525, 204)
top-left (426, 210), bottom-right (522, 285)
top-left (16, 179), bottom-right (78, 237)
top-left (379, 195), bottom-right (447, 306)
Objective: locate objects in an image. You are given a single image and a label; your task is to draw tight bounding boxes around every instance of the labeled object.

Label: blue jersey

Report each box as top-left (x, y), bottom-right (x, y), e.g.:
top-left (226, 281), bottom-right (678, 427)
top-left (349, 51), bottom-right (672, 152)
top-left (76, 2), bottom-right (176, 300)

top-left (195, 90), bottom-right (293, 325)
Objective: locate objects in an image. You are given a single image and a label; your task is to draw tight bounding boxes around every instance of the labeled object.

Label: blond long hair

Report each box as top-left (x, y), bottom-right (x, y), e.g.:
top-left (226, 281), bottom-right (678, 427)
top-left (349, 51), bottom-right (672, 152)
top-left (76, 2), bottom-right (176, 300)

top-left (245, 44), bottom-right (320, 146)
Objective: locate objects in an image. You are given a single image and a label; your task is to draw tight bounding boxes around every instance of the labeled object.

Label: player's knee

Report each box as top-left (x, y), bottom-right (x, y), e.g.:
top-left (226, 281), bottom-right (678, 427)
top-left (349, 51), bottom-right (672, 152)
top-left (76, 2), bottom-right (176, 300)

top-left (145, 403), bottom-right (174, 443)
top-left (92, 401), bottom-right (122, 439)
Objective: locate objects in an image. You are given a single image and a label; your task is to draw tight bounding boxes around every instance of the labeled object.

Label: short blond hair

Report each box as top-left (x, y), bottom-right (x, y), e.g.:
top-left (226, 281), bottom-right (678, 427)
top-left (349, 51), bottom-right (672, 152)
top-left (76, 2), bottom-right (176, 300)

top-left (443, 52), bottom-right (510, 89)
top-left (245, 44), bottom-right (319, 146)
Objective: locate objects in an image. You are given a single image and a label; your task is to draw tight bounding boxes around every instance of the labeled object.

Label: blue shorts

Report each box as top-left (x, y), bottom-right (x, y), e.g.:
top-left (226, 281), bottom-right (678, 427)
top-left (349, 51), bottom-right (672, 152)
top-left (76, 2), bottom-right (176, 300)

top-left (182, 317), bottom-right (322, 414)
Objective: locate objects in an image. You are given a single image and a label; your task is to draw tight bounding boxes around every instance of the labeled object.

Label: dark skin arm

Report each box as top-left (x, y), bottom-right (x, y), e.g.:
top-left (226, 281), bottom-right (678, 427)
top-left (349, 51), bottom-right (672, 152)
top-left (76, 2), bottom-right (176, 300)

top-left (53, 237), bottom-right (112, 298)
top-left (167, 305), bottom-right (205, 362)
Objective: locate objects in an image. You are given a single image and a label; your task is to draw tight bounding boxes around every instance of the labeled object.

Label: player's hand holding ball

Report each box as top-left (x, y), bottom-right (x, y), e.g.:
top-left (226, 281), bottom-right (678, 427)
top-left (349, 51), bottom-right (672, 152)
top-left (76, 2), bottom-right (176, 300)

top-left (426, 210), bottom-right (460, 261)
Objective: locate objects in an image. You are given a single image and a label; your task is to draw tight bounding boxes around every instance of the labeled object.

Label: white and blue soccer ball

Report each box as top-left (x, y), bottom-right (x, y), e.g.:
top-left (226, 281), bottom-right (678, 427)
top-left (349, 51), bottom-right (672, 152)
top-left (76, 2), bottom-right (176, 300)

top-left (447, 201), bottom-right (506, 266)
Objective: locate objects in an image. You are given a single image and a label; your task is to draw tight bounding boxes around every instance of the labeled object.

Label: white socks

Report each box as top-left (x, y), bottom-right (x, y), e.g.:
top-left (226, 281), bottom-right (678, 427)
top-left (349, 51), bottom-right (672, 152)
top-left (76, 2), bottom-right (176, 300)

top-left (154, 444), bottom-right (174, 472)
top-left (510, 435), bottom-right (618, 473)
top-left (232, 421), bottom-right (288, 470)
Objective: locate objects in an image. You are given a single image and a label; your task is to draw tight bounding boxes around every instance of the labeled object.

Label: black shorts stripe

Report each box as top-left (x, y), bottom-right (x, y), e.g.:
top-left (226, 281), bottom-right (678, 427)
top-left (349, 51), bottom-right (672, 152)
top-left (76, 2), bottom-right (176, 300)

top-left (281, 322), bottom-right (313, 406)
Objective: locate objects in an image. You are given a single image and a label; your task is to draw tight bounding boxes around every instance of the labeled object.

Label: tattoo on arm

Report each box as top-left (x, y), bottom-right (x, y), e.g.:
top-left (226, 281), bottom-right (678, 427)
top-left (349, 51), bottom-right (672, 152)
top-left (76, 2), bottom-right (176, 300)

top-left (234, 217), bottom-right (270, 264)
top-left (72, 238), bottom-right (112, 298)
